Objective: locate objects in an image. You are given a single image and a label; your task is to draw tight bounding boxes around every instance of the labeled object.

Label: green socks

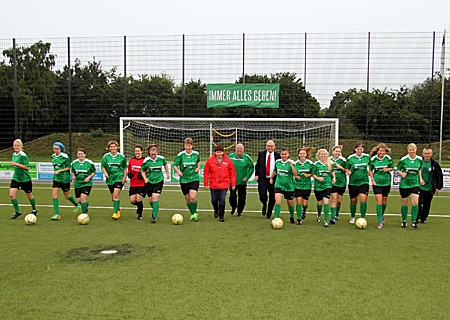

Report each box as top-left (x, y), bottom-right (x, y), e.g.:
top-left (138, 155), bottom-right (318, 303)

top-left (376, 204), bottom-right (383, 225)
top-left (29, 197), bottom-right (36, 210)
top-left (152, 201), bottom-right (160, 218)
top-left (382, 204), bottom-right (387, 214)
top-left (350, 203), bottom-right (356, 218)
top-left (113, 200), bottom-right (120, 213)
top-left (296, 204), bottom-right (302, 219)
top-left (274, 204), bottom-right (281, 218)
top-left (324, 204), bottom-right (330, 221)
top-left (53, 198), bottom-right (60, 215)
top-left (11, 198), bottom-right (20, 212)
top-left (187, 201), bottom-right (198, 214)
top-left (317, 204), bottom-right (322, 216)
top-left (360, 202), bottom-right (367, 218)
top-left (81, 202), bottom-right (88, 214)
top-left (288, 205), bottom-right (294, 218)
top-left (331, 207), bottom-right (336, 220)
top-left (401, 205), bottom-right (408, 221)
top-left (68, 195), bottom-right (78, 206)
top-left (411, 205), bottom-right (419, 222)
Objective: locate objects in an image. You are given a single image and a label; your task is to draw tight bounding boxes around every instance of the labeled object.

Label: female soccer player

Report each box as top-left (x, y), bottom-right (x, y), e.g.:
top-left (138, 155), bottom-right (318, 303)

top-left (269, 147), bottom-right (297, 223)
top-left (173, 138), bottom-right (201, 222)
top-left (330, 145), bottom-right (347, 221)
top-left (345, 142), bottom-right (371, 224)
top-left (369, 143), bottom-right (394, 229)
top-left (127, 145), bottom-right (146, 220)
top-left (293, 147), bottom-right (314, 225)
top-left (141, 144), bottom-right (170, 223)
top-left (51, 142), bottom-right (79, 220)
top-left (397, 143), bottom-right (423, 229)
top-left (71, 148), bottom-right (96, 215)
top-left (9, 139), bottom-right (38, 219)
top-left (101, 140), bottom-right (127, 220)
top-left (203, 145), bottom-right (236, 222)
top-left (312, 149), bottom-right (336, 227)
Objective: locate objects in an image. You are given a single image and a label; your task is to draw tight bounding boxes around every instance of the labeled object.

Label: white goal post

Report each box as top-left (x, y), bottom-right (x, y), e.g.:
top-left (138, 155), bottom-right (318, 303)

top-left (119, 117), bottom-right (339, 162)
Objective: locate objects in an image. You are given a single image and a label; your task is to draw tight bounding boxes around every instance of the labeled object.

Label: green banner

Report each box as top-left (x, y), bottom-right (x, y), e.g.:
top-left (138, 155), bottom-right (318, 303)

top-left (207, 83), bottom-right (279, 108)
top-left (0, 161), bottom-right (38, 179)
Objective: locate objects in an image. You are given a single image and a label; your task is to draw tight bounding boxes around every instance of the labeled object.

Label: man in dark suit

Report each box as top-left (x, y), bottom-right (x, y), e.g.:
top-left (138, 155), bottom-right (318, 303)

top-left (255, 140), bottom-right (281, 219)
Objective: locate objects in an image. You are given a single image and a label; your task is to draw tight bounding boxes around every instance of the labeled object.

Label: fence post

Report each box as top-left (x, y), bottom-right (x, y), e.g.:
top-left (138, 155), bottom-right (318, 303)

top-left (429, 31), bottom-right (436, 147)
top-left (365, 32), bottom-right (371, 146)
top-left (124, 35), bottom-right (127, 116)
top-left (68, 37), bottom-right (72, 159)
top-left (13, 38), bottom-right (18, 139)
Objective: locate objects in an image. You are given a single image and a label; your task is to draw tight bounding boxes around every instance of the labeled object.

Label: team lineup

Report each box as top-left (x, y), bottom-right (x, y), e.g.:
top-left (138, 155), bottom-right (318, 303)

top-left (8, 137), bottom-right (444, 229)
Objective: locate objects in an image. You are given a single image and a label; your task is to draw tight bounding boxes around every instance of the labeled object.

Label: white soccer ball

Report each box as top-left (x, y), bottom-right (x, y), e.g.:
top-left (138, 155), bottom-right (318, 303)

top-left (271, 218), bottom-right (284, 229)
top-left (77, 213), bottom-right (90, 225)
top-left (24, 214), bottom-right (37, 225)
top-left (172, 213), bottom-right (183, 225)
top-left (355, 218), bottom-right (368, 229)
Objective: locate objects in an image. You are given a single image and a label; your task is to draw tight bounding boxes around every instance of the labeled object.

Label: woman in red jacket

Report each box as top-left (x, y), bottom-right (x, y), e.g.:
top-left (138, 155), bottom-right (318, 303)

top-left (204, 145), bottom-right (236, 222)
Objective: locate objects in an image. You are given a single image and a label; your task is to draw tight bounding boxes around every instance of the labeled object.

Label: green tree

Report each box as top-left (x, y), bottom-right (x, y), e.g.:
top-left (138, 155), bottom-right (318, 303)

top-left (2, 41), bottom-right (59, 142)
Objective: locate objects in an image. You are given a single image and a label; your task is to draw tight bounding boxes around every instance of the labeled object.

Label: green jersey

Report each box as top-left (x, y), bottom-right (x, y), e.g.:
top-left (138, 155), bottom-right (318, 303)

top-left (370, 155), bottom-right (394, 187)
top-left (346, 153), bottom-right (371, 186)
top-left (293, 159), bottom-right (313, 190)
top-left (273, 159), bottom-right (295, 192)
top-left (11, 151), bottom-right (31, 183)
top-left (141, 155), bottom-right (167, 184)
top-left (397, 155), bottom-right (422, 189)
top-left (312, 160), bottom-right (333, 191)
top-left (420, 160), bottom-right (433, 192)
top-left (71, 158), bottom-right (96, 188)
top-left (173, 150), bottom-right (200, 183)
top-left (101, 152), bottom-right (127, 185)
top-left (331, 156), bottom-right (347, 188)
top-left (52, 152), bottom-right (71, 183)
top-left (228, 152), bottom-right (254, 186)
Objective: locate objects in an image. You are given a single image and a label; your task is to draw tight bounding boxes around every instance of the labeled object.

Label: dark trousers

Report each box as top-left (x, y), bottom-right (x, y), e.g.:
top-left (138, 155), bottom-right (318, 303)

top-left (210, 189), bottom-right (228, 218)
top-left (258, 177), bottom-right (275, 217)
top-left (418, 190), bottom-right (434, 222)
top-left (229, 185), bottom-right (247, 214)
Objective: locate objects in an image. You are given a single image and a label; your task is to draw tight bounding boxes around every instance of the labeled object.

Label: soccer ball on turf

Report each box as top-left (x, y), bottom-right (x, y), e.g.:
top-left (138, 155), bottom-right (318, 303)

top-left (271, 218), bottom-right (283, 229)
top-left (24, 214), bottom-right (37, 225)
top-left (355, 218), bottom-right (367, 229)
top-left (77, 213), bottom-right (90, 225)
top-left (172, 213), bottom-right (183, 225)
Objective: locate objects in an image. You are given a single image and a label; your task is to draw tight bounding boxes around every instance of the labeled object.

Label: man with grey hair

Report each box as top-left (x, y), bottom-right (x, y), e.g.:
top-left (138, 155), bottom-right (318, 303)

top-left (418, 147), bottom-right (443, 223)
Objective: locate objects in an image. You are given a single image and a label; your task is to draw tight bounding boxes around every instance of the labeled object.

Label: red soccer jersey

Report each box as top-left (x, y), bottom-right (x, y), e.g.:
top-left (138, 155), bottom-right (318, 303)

top-left (128, 157), bottom-right (145, 187)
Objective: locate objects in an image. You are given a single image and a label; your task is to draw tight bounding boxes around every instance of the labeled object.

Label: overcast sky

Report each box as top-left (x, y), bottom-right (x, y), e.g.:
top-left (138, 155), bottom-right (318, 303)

top-left (1, 0), bottom-right (448, 38)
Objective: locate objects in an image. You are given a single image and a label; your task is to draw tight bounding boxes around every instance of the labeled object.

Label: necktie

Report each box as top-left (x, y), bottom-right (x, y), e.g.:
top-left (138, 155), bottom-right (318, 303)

top-left (266, 153), bottom-right (271, 177)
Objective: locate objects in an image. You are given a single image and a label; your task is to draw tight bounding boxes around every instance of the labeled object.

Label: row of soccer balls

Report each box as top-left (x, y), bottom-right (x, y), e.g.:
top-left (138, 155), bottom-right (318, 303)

top-left (24, 213), bottom-right (369, 229)
top-left (271, 217), bottom-right (368, 229)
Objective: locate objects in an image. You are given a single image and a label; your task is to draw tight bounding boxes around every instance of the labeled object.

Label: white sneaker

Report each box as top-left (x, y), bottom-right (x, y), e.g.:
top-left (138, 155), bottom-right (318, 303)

top-left (349, 217), bottom-right (356, 224)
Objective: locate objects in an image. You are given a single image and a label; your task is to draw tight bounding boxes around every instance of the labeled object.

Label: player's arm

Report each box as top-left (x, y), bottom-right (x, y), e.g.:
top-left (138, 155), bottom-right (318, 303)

top-left (164, 164), bottom-right (170, 180)
top-left (172, 157), bottom-right (183, 177)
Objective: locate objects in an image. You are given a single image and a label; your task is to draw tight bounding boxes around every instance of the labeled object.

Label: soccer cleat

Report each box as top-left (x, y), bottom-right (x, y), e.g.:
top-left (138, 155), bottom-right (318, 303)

top-left (411, 221), bottom-right (419, 229)
top-left (136, 214), bottom-right (143, 220)
top-left (301, 211), bottom-right (307, 220)
top-left (420, 219), bottom-right (427, 224)
top-left (151, 217), bottom-right (157, 223)
top-left (296, 219), bottom-right (302, 226)
top-left (349, 217), bottom-right (356, 224)
top-left (74, 203), bottom-right (81, 213)
top-left (382, 215), bottom-right (386, 225)
top-left (51, 214), bottom-right (61, 220)
top-left (401, 221), bottom-right (407, 228)
top-left (316, 215), bottom-right (321, 223)
top-left (116, 208), bottom-right (122, 219)
top-left (376, 224), bottom-right (383, 229)
top-left (290, 217), bottom-right (295, 224)
top-left (31, 210), bottom-right (38, 216)
top-left (335, 216), bottom-right (339, 221)
top-left (230, 208), bottom-right (236, 216)
top-left (11, 212), bottom-right (22, 219)
top-left (214, 212), bottom-right (219, 218)
top-left (237, 213), bottom-right (242, 217)
top-left (324, 221), bottom-right (329, 227)
top-left (112, 213), bottom-right (118, 220)
top-left (219, 217), bottom-right (225, 222)
top-left (330, 219), bottom-right (336, 225)
top-left (193, 213), bottom-right (199, 221)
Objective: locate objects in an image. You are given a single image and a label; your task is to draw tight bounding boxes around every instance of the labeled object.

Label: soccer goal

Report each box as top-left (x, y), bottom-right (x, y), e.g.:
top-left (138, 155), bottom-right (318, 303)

top-left (120, 117), bottom-right (339, 161)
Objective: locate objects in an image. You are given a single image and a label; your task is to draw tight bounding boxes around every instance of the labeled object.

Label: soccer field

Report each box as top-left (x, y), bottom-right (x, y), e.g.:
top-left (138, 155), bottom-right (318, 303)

top-left (1, 183), bottom-right (450, 319)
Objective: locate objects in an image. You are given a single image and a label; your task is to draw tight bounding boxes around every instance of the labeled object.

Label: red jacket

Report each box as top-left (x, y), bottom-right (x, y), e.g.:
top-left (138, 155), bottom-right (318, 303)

top-left (128, 157), bottom-right (145, 187)
top-left (203, 153), bottom-right (236, 189)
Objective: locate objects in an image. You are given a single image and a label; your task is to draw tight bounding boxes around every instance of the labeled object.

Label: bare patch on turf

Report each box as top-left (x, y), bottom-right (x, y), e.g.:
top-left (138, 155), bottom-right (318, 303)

top-left (63, 243), bottom-right (156, 262)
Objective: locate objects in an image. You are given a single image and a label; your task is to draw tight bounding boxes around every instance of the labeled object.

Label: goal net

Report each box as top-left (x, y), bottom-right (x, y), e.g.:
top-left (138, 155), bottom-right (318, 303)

top-left (120, 117), bottom-right (339, 162)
